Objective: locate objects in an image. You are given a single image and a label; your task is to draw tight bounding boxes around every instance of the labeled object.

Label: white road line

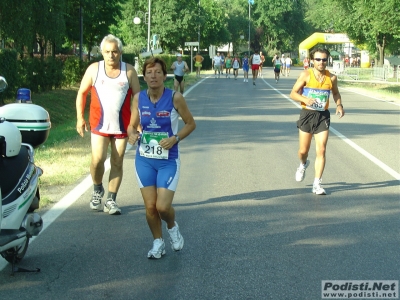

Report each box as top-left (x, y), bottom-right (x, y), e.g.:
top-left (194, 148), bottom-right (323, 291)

top-left (1, 79), bottom-right (204, 270)
top-left (263, 79), bottom-right (400, 181)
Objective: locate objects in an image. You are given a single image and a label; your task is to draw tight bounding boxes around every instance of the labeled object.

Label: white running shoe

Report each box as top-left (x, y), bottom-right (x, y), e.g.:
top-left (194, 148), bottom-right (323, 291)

top-left (295, 160), bottom-right (310, 182)
top-left (147, 238), bottom-right (166, 259)
top-left (244, 79), bottom-right (246, 82)
top-left (167, 222), bottom-right (184, 251)
top-left (90, 188), bottom-right (104, 210)
top-left (312, 179), bottom-right (326, 195)
top-left (103, 199), bottom-right (121, 215)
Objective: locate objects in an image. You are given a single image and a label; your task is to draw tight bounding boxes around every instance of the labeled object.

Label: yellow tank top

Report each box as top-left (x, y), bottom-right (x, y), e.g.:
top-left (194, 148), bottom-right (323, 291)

top-left (301, 69), bottom-right (332, 110)
top-left (195, 55), bottom-right (203, 62)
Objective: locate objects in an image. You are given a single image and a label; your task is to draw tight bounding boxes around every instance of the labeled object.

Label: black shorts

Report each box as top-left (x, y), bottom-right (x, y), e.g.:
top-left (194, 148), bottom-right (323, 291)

top-left (297, 109), bottom-right (330, 134)
top-left (175, 75), bottom-right (184, 83)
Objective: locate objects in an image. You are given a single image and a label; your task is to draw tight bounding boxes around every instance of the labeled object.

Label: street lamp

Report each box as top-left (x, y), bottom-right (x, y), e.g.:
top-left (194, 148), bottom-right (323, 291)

top-left (248, 0), bottom-right (254, 56)
top-left (133, 0), bottom-right (151, 52)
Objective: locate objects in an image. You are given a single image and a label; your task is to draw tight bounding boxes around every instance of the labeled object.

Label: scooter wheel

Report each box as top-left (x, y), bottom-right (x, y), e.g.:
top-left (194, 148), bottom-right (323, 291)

top-left (0, 237), bottom-right (30, 264)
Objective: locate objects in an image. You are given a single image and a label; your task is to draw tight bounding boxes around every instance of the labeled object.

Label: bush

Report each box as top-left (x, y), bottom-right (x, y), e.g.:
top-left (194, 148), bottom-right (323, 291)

top-left (18, 56), bottom-right (66, 93)
top-left (63, 57), bottom-right (89, 87)
top-left (0, 49), bottom-right (19, 104)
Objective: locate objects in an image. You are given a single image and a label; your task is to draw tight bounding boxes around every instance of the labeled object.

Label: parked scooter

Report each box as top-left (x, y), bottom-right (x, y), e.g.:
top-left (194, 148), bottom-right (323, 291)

top-left (0, 76), bottom-right (51, 275)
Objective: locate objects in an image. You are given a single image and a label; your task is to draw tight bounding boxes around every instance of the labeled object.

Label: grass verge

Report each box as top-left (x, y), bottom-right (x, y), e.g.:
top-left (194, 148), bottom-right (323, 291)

top-left (338, 82), bottom-right (400, 102)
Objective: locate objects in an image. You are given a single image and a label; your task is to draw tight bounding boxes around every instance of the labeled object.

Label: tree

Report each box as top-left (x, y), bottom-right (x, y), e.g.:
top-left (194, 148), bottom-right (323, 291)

top-left (114, 0), bottom-right (229, 53)
top-left (65, 0), bottom-right (123, 59)
top-left (0, 0), bottom-right (37, 56)
top-left (199, 0), bottom-right (230, 49)
top-left (33, 0), bottom-right (67, 58)
top-left (0, 0), bottom-right (68, 58)
top-left (219, 0), bottom-right (250, 54)
top-left (252, 0), bottom-right (312, 55)
top-left (305, 0), bottom-right (400, 66)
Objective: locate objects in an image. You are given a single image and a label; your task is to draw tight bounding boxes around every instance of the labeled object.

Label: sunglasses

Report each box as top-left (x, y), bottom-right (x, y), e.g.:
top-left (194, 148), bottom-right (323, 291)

top-left (314, 58), bottom-right (328, 62)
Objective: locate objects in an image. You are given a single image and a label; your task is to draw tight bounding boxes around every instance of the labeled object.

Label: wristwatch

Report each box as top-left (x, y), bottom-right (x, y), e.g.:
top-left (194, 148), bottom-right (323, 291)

top-left (174, 134), bottom-right (180, 143)
top-left (337, 104), bottom-right (343, 108)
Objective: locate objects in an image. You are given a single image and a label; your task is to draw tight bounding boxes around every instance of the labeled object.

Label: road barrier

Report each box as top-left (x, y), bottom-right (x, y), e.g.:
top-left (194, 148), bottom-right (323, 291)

top-left (331, 66), bottom-right (399, 83)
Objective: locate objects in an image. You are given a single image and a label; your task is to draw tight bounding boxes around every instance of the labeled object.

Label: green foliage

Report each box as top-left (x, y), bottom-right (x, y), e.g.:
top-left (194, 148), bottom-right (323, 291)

top-left (199, 55), bottom-right (212, 70)
top-left (62, 57), bottom-right (90, 87)
top-left (0, 0), bottom-right (35, 55)
top-left (252, 0), bottom-right (312, 53)
top-left (117, 0), bottom-right (230, 52)
top-left (121, 54), bottom-right (137, 66)
top-left (19, 57), bottom-right (65, 93)
top-left (305, 0), bottom-right (400, 65)
top-left (1, 0), bottom-right (315, 66)
top-left (0, 49), bottom-right (19, 104)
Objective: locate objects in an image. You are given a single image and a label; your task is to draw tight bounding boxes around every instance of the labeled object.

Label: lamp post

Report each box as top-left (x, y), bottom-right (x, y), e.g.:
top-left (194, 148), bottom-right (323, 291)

top-left (248, 0), bottom-right (254, 56)
top-left (198, 0), bottom-right (201, 47)
top-left (133, 0), bottom-right (151, 52)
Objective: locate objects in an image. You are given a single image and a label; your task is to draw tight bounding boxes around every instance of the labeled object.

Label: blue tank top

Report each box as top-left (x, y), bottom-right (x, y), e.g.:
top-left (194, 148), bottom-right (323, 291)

top-left (243, 57), bottom-right (249, 67)
top-left (137, 88), bottom-right (180, 159)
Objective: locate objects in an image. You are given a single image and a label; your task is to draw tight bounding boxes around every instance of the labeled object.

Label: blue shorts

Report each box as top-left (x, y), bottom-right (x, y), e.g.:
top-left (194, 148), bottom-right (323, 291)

top-left (135, 155), bottom-right (180, 191)
top-left (243, 65), bottom-right (249, 72)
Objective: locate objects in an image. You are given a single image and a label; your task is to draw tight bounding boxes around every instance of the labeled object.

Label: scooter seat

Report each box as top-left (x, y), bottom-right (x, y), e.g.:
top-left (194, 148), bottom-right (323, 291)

top-left (0, 146), bottom-right (29, 199)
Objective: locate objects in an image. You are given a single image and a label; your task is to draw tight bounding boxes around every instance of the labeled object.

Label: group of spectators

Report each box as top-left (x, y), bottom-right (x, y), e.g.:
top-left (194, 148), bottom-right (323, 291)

top-left (343, 56), bottom-right (361, 68)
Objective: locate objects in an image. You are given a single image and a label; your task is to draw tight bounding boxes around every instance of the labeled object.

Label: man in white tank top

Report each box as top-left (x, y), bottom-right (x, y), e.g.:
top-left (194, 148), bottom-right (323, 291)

top-left (250, 50), bottom-right (261, 86)
top-left (76, 34), bottom-right (140, 215)
top-left (171, 53), bottom-right (189, 93)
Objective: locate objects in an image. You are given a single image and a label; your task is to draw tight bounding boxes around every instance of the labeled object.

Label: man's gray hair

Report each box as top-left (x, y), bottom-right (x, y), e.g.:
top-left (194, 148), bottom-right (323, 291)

top-left (100, 34), bottom-right (123, 52)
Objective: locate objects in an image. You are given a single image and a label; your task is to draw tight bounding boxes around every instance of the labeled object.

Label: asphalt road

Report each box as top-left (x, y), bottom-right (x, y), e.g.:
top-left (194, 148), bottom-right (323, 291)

top-left (0, 67), bottom-right (399, 300)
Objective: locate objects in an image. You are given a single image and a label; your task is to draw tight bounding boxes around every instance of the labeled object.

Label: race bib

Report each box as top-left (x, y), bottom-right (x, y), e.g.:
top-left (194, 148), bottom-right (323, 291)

top-left (303, 88), bottom-right (330, 111)
top-left (139, 131), bottom-right (169, 159)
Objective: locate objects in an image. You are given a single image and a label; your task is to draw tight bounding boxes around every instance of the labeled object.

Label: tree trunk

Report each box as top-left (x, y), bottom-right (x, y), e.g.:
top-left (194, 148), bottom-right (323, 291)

top-left (376, 33), bottom-right (385, 67)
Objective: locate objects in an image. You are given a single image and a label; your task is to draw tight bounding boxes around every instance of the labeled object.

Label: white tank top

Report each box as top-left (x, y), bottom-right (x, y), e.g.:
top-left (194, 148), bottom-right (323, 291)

top-left (252, 54), bottom-right (261, 64)
top-left (174, 61), bottom-right (185, 76)
top-left (91, 61), bottom-right (131, 134)
top-left (233, 59), bottom-right (240, 68)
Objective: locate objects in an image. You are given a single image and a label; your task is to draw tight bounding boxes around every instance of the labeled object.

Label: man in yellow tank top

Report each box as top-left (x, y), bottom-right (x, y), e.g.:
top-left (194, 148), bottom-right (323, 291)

top-left (289, 48), bottom-right (345, 195)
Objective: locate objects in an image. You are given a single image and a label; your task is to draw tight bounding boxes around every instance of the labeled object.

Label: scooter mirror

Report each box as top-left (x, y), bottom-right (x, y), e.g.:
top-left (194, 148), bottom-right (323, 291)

top-left (0, 76), bottom-right (7, 92)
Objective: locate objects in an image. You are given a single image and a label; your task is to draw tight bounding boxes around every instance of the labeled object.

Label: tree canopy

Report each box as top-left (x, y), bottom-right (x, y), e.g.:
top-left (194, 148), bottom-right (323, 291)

top-left (0, 0), bottom-right (398, 61)
top-left (305, 0), bottom-right (400, 66)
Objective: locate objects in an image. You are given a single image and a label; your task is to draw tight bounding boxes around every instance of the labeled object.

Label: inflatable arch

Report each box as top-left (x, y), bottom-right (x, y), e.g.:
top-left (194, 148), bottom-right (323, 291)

top-left (298, 32), bottom-right (370, 68)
